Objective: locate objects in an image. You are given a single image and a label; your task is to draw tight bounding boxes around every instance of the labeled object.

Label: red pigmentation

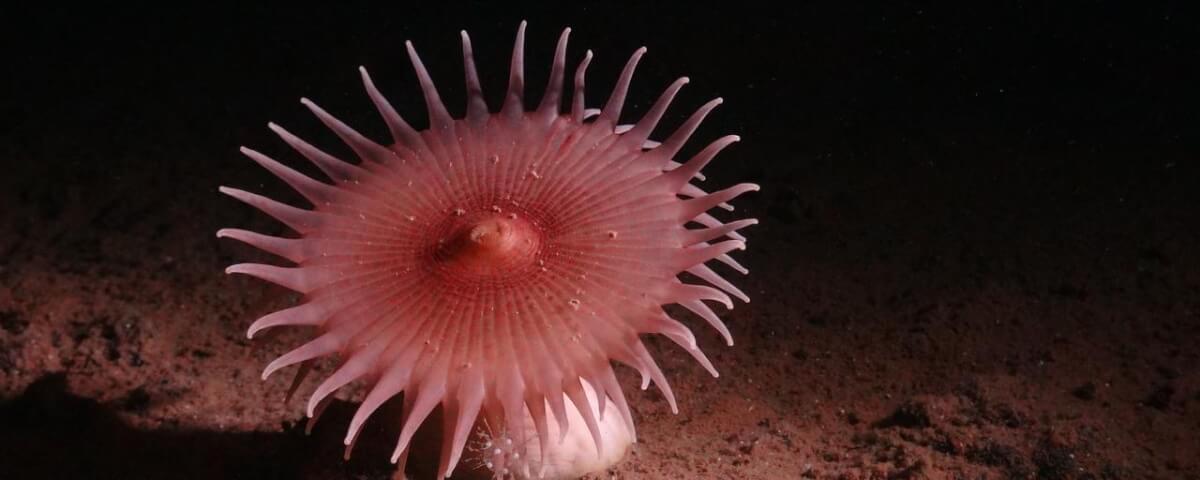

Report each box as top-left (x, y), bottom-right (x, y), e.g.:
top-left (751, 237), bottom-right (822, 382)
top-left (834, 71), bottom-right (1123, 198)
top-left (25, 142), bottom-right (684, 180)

top-left (218, 22), bottom-right (757, 478)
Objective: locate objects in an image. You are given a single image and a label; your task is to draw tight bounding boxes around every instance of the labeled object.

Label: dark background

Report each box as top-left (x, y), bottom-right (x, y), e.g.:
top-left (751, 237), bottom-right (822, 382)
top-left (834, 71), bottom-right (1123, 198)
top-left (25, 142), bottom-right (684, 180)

top-left (1, 2), bottom-right (1198, 479)
top-left (3, 1), bottom-right (1196, 297)
top-left (4, 2), bottom-right (1196, 178)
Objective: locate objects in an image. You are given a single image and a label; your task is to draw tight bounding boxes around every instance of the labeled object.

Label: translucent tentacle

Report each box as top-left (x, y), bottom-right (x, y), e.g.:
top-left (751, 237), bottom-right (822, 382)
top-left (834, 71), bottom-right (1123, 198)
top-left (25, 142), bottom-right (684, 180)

top-left (680, 183), bottom-right (735, 210)
top-left (666, 159), bottom-right (706, 181)
top-left (441, 371), bottom-right (484, 478)
top-left (301, 98), bottom-right (398, 164)
top-left (404, 41), bottom-right (454, 129)
top-left (674, 240), bottom-right (746, 273)
top-left (459, 31), bottom-right (489, 120)
top-left (680, 298), bottom-right (734, 346)
top-left (225, 263), bottom-right (333, 294)
top-left (218, 186), bottom-right (321, 233)
top-left (717, 252), bottom-right (750, 275)
top-left (391, 377), bottom-right (447, 463)
top-left (630, 341), bottom-right (677, 413)
top-left (677, 183), bottom-right (760, 221)
top-left (570, 50), bottom-right (594, 122)
top-left (650, 98), bottom-right (723, 167)
top-left (216, 228), bottom-right (306, 263)
top-left (536, 27), bottom-right (572, 119)
top-left (564, 379), bottom-right (603, 456)
top-left (597, 47), bottom-right (647, 126)
top-left (502, 20), bottom-right (528, 115)
top-left (623, 77), bottom-right (688, 146)
top-left (239, 146), bottom-right (338, 205)
top-left (668, 282), bottom-right (734, 310)
top-left (261, 332), bottom-right (342, 380)
top-left (681, 218), bottom-right (758, 247)
top-left (268, 122), bottom-right (366, 182)
top-left (660, 135), bottom-right (741, 191)
top-left (647, 314), bottom-right (718, 378)
top-left (246, 301), bottom-right (328, 339)
top-left (358, 67), bottom-right (422, 147)
top-left (695, 212), bottom-right (746, 241)
top-left (687, 263), bottom-right (751, 303)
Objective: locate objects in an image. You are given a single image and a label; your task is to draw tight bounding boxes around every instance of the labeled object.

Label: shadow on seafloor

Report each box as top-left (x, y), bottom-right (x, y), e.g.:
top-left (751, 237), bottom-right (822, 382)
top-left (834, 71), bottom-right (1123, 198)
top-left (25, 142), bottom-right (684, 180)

top-left (0, 373), bottom-right (429, 480)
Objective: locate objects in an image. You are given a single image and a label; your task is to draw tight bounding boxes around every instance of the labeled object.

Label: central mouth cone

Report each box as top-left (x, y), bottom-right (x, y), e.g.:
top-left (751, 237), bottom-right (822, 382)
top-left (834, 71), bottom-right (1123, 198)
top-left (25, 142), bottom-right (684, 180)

top-left (435, 213), bottom-right (542, 277)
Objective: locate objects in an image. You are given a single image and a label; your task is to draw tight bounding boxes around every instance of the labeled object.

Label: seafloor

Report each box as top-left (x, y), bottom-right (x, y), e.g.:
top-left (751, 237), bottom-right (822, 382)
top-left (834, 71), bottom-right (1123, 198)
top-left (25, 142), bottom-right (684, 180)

top-left (2, 3), bottom-right (1197, 479)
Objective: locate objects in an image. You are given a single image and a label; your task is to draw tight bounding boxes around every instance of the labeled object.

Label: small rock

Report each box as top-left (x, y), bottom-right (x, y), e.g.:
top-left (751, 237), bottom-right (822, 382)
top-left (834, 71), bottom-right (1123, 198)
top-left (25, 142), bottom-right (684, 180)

top-left (0, 310), bottom-right (28, 335)
top-left (875, 400), bottom-right (931, 429)
top-left (121, 387), bottom-right (151, 412)
top-left (1072, 382), bottom-right (1097, 401)
top-left (1033, 440), bottom-right (1077, 480)
top-left (1144, 384), bottom-right (1175, 410)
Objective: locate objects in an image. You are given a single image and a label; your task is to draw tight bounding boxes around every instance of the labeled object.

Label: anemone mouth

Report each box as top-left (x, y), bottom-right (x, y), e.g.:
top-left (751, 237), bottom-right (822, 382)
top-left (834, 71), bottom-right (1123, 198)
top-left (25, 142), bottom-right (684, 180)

top-left (429, 209), bottom-right (544, 282)
top-left (218, 20), bottom-right (758, 479)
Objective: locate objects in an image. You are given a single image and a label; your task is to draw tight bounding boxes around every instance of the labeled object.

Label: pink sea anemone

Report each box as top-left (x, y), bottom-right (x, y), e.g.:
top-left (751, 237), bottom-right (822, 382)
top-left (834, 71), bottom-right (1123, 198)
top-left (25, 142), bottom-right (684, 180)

top-left (218, 22), bottom-right (757, 478)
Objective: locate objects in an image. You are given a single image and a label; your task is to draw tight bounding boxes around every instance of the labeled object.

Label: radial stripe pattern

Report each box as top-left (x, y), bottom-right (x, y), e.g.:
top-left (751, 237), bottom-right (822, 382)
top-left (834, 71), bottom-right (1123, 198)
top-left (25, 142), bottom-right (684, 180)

top-left (218, 22), bottom-right (757, 478)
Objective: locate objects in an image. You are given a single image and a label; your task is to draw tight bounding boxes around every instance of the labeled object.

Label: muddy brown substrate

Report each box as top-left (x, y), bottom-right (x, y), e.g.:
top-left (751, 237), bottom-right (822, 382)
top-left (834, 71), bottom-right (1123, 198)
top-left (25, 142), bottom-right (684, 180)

top-left (1, 136), bottom-right (1197, 479)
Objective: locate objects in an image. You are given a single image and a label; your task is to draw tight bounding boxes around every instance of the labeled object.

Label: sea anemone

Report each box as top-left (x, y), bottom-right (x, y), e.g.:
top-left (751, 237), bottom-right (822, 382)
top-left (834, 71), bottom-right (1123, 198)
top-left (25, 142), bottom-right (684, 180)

top-left (218, 22), bottom-right (757, 479)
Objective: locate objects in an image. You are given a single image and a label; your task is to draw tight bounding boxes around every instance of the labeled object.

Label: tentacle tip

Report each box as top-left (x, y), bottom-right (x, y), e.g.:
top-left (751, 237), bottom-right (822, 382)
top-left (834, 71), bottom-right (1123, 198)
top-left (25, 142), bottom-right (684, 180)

top-left (585, 49), bottom-right (594, 58)
top-left (342, 435), bottom-right (353, 446)
top-left (245, 329), bottom-right (256, 340)
top-left (266, 121), bottom-right (280, 130)
top-left (715, 97), bottom-right (725, 105)
top-left (215, 229), bottom-right (229, 239)
top-left (237, 145), bottom-right (253, 155)
top-left (261, 368), bottom-right (274, 381)
top-left (519, 19), bottom-right (528, 28)
top-left (357, 65), bottom-right (367, 74)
